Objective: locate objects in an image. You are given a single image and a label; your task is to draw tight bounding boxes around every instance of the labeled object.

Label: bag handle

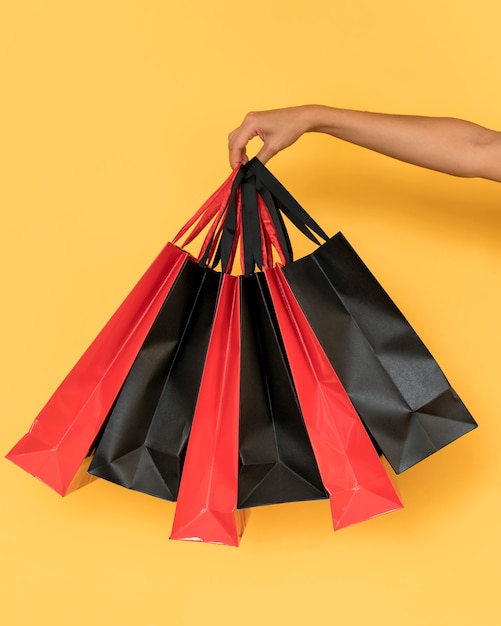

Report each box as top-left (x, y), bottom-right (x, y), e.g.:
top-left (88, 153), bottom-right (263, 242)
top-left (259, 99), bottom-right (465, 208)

top-left (173, 159), bottom-right (330, 276)
top-left (217, 167), bottom-right (287, 275)
top-left (247, 157), bottom-right (329, 245)
top-left (218, 159), bottom-right (330, 275)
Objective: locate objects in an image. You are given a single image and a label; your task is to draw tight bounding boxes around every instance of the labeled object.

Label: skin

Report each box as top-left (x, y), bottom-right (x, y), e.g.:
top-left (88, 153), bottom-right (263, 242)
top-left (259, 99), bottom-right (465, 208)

top-left (228, 105), bottom-right (501, 182)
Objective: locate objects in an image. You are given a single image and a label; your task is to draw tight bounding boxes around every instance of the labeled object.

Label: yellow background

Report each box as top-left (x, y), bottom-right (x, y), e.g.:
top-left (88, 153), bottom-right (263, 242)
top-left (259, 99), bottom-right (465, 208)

top-left (1, 1), bottom-right (500, 625)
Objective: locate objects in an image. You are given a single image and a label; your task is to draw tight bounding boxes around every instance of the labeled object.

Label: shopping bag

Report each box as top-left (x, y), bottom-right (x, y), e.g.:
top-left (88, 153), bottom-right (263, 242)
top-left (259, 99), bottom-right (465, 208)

top-left (88, 263), bottom-right (221, 500)
top-left (281, 233), bottom-right (478, 473)
top-left (170, 274), bottom-right (243, 545)
top-left (264, 268), bottom-right (402, 528)
top-left (6, 242), bottom-right (188, 495)
top-left (246, 157), bottom-right (478, 474)
top-left (238, 273), bottom-right (327, 508)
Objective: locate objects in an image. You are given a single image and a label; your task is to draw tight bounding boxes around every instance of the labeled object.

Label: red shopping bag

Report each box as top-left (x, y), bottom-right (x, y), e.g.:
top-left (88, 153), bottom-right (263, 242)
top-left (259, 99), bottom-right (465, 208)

top-left (169, 274), bottom-right (244, 545)
top-left (265, 267), bottom-right (403, 529)
top-left (6, 243), bottom-right (187, 495)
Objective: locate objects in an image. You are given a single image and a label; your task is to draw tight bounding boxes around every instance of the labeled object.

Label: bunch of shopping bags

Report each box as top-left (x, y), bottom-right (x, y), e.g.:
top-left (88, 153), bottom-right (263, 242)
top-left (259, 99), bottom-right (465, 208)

top-left (6, 158), bottom-right (477, 546)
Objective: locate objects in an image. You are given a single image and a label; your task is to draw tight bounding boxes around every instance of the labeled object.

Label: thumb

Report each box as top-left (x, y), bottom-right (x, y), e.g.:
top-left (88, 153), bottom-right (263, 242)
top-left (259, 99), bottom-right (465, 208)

top-left (255, 143), bottom-right (277, 165)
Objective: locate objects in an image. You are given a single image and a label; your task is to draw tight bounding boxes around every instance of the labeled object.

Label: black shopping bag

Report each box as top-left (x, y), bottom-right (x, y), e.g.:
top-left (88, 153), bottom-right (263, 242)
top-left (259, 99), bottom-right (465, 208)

top-left (88, 262), bottom-right (222, 499)
top-left (281, 233), bottom-right (477, 473)
top-left (238, 272), bottom-right (327, 508)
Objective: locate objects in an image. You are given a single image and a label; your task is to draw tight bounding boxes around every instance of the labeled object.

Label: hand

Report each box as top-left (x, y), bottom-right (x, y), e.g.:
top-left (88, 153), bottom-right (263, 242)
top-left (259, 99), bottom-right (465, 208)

top-left (228, 106), bottom-right (315, 169)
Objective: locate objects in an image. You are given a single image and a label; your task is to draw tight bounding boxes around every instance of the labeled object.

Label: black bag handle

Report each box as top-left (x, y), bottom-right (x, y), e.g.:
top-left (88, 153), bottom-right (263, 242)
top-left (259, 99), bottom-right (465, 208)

top-left (241, 171), bottom-right (263, 276)
top-left (247, 157), bottom-right (329, 244)
top-left (213, 168), bottom-right (263, 275)
top-left (203, 158), bottom-right (330, 276)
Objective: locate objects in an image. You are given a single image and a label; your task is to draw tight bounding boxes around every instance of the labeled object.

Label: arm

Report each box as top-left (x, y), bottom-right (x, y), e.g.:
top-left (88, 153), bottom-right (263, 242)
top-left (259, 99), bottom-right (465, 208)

top-left (228, 105), bottom-right (501, 182)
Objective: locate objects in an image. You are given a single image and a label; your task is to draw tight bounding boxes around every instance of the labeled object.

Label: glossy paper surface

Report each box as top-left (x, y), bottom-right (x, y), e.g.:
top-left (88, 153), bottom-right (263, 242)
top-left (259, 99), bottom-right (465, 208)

top-left (265, 267), bottom-right (403, 529)
top-left (6, 243), bottom-right (188, 495)
top-left (170, 275), bottom-right (241, 545)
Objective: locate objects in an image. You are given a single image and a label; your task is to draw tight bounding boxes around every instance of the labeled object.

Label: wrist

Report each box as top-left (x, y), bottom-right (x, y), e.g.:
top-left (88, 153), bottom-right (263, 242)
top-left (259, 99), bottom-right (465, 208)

top-left (283, 105), bottom-right (327, 135)
top-left (303, 105), bottom-right (344, 134)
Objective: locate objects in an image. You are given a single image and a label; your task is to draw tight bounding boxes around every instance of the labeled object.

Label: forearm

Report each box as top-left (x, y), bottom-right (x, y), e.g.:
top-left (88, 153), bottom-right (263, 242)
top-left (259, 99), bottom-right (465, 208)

top-left (303, 105), bottom-right (501, 180)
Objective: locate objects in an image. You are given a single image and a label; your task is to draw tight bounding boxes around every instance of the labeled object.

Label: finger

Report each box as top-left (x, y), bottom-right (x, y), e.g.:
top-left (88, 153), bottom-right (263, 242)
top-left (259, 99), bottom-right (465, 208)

top-left (255, 143), bottom-right (276, 165)
top-left (228, 125), bottom-right (256, 168)
top-left (229, 147), bottom-right (247, 169)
